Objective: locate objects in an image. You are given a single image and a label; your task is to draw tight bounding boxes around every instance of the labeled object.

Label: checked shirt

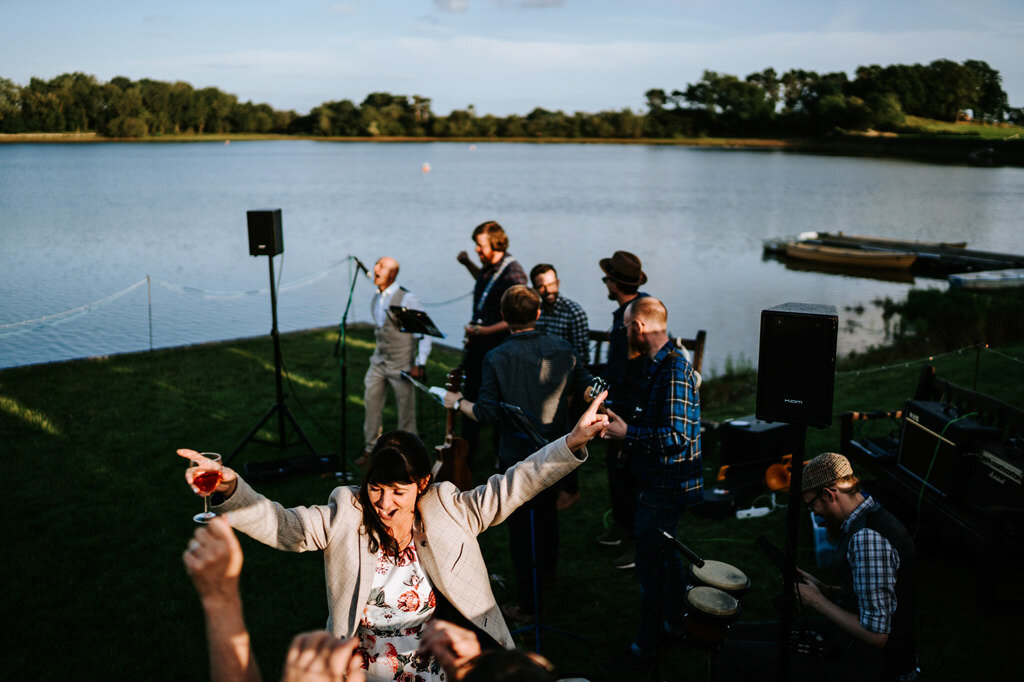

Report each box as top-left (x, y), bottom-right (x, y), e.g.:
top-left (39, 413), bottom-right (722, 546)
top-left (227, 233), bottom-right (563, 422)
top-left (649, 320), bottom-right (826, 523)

top-left (624, 340), bottom-right (702, 502)
top-left (842, 495), bottom-right (900, 634)
top-left (536, 295), bottom-right (590, 365)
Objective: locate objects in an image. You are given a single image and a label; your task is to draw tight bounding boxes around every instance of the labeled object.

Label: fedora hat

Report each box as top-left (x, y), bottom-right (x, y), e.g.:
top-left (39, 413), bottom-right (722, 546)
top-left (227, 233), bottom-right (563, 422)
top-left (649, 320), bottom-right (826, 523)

top-left (599, 251), bottom-right (647, 287)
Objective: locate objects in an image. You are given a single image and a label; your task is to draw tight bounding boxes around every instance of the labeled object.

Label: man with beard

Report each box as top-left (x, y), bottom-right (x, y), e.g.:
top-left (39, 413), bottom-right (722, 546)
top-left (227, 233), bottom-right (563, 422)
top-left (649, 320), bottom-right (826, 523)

top-left (456, 221), bottom-right (528, 465)
top-left (719, 452), bottom-right (919, 681)
top-left (531, 262), bottom-right (590, 509)
top-left (595, 251), bottom-right (650, 569)
top-left (530, 263), bottom-right (590, 365)
top-left (603, 296), bottom-right (702, 667)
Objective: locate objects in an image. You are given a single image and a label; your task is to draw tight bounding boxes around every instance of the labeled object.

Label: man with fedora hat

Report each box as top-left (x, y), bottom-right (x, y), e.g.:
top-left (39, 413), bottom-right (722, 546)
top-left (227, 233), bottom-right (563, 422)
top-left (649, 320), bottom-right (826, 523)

top-left (719, 452), bottom-right (919, 681)
top-left (594, 251), bottom-right (650, 569)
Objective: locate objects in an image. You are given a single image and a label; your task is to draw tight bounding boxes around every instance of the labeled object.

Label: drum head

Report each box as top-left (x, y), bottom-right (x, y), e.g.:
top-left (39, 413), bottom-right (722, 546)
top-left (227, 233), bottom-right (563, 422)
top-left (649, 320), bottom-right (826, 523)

top-left (686, 586), bottom-right (739, 617)
top-left (690, 559), bottom-right (750, 592)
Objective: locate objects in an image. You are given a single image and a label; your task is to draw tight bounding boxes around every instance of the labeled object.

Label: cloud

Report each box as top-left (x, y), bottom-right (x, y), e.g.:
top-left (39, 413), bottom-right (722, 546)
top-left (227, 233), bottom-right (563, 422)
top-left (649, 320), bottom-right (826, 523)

top-left (434, 0), bottom-right (469, 12)
top-left (327, 4), bottom-right (356, 14)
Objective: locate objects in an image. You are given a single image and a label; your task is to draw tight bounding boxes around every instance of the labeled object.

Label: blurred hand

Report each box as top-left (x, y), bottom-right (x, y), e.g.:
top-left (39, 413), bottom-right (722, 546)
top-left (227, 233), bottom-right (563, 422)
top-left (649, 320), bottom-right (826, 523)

top-left (183, 516), bottom-right (243, 606)
top-left (418, 620), bottom-right (482, 680)
top-left (456, 250), bottom-right (471, 265)
top-left (602, 407), bottom-right (628, 440)
top-left (179, 448), bottom-right (238, 497)
top-left (566, 390), bottom-right (610, 451)
top-left (281, 631), bottom-right (365, 682)
top-left (408, 365), bottom-right (426, 381)
top-left (443, 391), bottom-right (463, 410)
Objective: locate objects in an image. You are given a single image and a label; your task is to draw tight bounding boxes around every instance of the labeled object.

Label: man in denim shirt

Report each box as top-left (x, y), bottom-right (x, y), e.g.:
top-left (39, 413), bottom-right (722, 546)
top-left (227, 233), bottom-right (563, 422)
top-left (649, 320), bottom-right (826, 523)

top-left (604, 296), bottom-right (702, 664)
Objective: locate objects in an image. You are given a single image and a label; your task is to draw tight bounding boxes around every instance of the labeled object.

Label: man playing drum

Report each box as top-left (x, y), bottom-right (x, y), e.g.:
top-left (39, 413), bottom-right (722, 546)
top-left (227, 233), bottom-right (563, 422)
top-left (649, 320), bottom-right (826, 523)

top-left (719, 452), bottom-right (919, 681)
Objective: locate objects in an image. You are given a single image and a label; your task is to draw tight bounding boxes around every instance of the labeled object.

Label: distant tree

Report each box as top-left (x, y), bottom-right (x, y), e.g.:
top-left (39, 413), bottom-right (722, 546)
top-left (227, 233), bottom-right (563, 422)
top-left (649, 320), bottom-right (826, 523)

top-left (0, 77), bottom-right (22, 132)
top-left (963, 59), bottom-right (1008, 122)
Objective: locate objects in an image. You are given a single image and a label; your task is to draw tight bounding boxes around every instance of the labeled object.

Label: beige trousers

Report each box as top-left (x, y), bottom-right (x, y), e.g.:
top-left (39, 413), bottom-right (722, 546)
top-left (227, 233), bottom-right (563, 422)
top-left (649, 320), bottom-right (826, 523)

top-left (362, 360), bottom-right (416, 451)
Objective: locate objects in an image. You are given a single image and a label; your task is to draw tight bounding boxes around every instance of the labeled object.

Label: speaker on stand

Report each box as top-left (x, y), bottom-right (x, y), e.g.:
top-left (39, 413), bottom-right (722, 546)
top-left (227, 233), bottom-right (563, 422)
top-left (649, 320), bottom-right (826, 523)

top-left (755, 302), bottom-right (838, 682)
top-left (228, 209), bottom-right (335, 478)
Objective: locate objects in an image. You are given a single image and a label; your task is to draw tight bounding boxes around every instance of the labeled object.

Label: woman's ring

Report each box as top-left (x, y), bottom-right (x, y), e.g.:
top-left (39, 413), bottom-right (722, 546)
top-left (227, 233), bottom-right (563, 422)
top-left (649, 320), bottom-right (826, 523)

top-left (188, 539), bottom-right (201, 553)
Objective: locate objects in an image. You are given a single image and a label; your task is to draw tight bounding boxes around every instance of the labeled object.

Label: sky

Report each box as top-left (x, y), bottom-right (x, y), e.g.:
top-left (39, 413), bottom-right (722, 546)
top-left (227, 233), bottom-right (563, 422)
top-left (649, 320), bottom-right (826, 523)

top-left (2, 0), bottom-right (1023, 116)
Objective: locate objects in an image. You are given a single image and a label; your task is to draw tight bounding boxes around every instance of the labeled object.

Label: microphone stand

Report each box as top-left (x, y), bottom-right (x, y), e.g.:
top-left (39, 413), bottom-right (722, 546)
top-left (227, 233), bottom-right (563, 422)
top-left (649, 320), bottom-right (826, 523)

top-left (655, 531), bottom-right (705, 681)
top-left (332, 257), bottom-right (365, 482)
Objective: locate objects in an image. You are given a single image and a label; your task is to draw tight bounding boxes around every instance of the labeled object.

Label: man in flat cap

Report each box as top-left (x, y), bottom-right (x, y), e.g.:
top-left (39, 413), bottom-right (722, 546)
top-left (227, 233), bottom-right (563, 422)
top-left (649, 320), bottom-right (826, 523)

top-left (719, 452), bottom-right (919, 681)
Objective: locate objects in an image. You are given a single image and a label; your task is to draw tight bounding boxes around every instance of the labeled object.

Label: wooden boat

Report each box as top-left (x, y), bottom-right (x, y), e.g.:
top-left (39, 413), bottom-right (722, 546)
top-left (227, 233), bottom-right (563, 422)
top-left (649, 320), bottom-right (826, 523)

top-left (816, 232), bottom-right (967, 252)
top-left (784, 242), bottom-right (917, 270)
top-left (948, 268), bottom-right (1024, 290)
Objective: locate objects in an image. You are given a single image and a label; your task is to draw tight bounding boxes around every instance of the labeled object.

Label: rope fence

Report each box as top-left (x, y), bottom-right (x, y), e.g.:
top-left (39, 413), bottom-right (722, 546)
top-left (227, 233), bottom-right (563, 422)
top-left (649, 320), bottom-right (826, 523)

top-left (0, 256), bottom-right (473, 341)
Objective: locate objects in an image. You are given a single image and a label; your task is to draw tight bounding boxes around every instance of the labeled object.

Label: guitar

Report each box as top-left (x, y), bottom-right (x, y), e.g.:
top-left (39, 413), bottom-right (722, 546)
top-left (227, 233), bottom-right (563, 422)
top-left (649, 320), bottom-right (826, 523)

top-left (434, 366), bottom-right (473, 491)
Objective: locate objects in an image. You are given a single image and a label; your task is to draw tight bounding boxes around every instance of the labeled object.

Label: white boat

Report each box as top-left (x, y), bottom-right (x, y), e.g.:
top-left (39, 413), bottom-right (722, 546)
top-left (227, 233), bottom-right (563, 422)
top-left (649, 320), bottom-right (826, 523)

top-left (948, 268), bottom-right (1024, 290)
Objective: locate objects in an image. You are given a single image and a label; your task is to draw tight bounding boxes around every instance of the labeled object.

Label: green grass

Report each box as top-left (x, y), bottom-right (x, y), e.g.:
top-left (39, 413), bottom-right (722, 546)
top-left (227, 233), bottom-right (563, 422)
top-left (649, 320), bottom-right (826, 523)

top-left (2, 327), bottom-right (1023, 680)
top-left (899, 115), bottom-right (1024, 140)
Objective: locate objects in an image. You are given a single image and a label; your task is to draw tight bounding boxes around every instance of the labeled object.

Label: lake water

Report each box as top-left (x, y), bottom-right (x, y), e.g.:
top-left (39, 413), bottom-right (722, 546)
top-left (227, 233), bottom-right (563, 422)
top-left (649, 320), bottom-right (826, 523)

top-left (1, 141), bottom-right (1022, 372)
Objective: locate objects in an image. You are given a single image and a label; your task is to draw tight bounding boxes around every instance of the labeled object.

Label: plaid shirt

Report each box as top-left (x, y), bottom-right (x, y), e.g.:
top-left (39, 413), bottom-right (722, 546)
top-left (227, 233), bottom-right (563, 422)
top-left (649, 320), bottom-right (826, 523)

top-left (624, 340), bottom-right (702, 499)
top-left (842, 495), bottom-right (900, 634)
top-left (536, 295), bottom-right (590, 365)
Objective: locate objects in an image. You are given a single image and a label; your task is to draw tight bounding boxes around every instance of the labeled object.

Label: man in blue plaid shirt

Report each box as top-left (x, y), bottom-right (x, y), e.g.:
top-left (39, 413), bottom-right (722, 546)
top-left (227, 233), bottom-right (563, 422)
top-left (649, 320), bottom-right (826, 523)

top-left (719, 452), bottom-right (919, 681)
top-left (604, 296), bottom-right (702, 665)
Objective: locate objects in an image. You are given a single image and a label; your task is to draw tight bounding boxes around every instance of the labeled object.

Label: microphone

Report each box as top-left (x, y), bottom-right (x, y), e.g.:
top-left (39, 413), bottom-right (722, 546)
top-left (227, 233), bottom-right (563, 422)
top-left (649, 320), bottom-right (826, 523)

top-left (660, 529), bottom-right (705, 567)
top-left (352, 256), bottom-right (371, 276)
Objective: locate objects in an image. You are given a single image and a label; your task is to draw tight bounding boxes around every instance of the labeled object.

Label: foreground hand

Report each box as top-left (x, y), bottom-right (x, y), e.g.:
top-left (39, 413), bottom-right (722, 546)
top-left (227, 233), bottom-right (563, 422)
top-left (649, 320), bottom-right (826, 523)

top-left (282, 632), bottom-right (364, 682)
top-left (795, 576), bottom-right (827, 610)
top-left (183, 516), bottom-right (243, 606)
top-left (602, 407), bottom-right (628, 440)
top-left (566, 389), bottom-right (610, 451)
top-left (179, 448), bottom-right (238, 496)
top-left (443, 391), bottom-right (463, 410)
top-left (418, 620), bottom-right (482, 680)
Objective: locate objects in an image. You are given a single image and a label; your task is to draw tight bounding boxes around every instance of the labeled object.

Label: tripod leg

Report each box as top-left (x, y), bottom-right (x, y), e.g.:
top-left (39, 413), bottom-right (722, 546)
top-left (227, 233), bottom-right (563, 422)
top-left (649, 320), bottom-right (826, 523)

top-left (227, 403), bottom-right (281, 464)
top-left (282, 403), bottom-right (321, 456)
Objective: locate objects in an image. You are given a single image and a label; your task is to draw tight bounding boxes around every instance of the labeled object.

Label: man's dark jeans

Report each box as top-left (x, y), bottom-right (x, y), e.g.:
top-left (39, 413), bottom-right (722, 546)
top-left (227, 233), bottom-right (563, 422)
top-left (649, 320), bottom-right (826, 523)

top-left (633, 486), bottom-right (689, 656)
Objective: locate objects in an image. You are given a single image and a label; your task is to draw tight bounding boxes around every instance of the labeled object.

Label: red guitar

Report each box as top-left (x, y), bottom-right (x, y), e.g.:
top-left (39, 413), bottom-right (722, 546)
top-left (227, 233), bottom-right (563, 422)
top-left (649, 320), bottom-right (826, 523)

top-left (435, 367), bottom-right (473, 491)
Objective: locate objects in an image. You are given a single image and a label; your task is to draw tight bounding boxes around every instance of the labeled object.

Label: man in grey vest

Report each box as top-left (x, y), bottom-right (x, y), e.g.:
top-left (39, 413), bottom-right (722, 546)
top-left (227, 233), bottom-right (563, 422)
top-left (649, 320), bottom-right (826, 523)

top-left (359, 256), bottom-right (432, 464)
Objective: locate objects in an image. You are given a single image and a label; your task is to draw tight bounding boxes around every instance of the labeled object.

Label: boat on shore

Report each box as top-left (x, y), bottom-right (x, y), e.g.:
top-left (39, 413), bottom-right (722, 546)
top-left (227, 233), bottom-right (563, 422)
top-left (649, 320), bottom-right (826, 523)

top-left (784, 242), bottom-right (917, 270)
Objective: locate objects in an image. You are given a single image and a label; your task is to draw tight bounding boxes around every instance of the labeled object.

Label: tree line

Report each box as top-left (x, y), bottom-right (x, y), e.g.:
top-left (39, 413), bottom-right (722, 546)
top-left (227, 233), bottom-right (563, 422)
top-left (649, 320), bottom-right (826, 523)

top-left (1, 59), bottom-right (1019, 139)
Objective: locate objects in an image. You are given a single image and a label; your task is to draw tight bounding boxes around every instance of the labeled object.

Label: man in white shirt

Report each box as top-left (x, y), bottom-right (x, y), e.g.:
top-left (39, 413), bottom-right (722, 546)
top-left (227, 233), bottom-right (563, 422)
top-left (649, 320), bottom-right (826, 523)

top-left (359, 257), bottom-right (431, 464)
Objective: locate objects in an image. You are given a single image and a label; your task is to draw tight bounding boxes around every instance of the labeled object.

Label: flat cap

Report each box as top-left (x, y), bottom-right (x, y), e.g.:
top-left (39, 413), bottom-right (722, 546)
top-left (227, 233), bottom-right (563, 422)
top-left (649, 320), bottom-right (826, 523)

top-left (801, 452), bottom-right (853, 493)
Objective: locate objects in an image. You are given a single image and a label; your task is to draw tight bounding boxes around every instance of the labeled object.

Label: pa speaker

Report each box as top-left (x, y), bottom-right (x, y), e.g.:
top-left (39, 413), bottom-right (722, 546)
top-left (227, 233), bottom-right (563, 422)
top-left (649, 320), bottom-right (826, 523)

top-left (247, 209), bottom-right (283, 256)
top-left (756, 302), bottom-right (838, 428)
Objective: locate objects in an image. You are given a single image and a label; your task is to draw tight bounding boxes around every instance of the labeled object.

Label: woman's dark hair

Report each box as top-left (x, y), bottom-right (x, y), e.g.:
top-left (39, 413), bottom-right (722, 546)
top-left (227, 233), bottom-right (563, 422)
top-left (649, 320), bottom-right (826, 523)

top-left (358, 430), bottom-right (433, 558)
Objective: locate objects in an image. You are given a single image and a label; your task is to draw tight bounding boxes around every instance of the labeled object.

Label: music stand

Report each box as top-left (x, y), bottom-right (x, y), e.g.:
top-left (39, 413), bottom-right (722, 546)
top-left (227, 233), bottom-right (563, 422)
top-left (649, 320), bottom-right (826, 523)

top-left (389, 306), bottom-right (445, 339)
top-left (497, 401), bottom-right (588, 653)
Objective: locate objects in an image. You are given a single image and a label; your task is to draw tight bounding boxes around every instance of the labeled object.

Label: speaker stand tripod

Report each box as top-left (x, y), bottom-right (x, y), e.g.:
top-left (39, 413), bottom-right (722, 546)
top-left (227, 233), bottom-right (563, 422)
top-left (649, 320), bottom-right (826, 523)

top-left (228, 254), bottom-right (323, 465)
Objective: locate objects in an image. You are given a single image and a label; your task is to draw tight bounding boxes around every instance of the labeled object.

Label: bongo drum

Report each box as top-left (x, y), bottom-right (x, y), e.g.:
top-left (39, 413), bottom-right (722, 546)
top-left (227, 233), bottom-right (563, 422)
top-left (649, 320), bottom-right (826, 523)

top-left (689, 559), bottom-right (751, 598)
top-left (682, 586), bottom-right (741, 650)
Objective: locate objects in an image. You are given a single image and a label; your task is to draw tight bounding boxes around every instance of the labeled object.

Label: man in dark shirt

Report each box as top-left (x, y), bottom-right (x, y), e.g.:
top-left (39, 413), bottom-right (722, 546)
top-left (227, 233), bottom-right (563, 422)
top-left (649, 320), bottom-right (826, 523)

top-left (604, 296), bottom-right (702, 664)
top-left (595, 251), bottom-right (650, 569)
top-left (445, 285), bottom-right (591, 621)
top-left (456, 221), bottom-right (528, 464)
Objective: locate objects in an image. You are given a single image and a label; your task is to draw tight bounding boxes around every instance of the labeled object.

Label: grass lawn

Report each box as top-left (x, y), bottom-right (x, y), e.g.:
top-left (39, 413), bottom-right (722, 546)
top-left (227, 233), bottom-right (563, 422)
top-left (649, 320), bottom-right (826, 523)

top-left (2, 327), bottom-right (1022, 680)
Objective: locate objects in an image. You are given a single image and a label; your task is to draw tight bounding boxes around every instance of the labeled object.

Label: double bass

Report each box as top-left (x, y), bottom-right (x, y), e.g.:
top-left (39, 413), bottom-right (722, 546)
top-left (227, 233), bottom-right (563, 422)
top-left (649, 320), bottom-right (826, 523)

top-left (434, 366), bottom-right (473, 491)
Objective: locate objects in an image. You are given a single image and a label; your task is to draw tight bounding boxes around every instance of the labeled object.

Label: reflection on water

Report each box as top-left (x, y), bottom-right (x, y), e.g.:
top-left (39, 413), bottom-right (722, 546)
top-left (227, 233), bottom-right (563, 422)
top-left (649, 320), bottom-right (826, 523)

top-left (1, 142), bottom-right (1021, 371)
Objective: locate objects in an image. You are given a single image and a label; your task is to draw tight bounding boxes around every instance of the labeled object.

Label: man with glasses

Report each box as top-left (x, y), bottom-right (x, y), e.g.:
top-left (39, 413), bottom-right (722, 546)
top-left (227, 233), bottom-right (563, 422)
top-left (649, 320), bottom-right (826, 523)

top-left (530, 263), bottom-right (590, 365)
top-left (719, 452), bottom-right (919, 681)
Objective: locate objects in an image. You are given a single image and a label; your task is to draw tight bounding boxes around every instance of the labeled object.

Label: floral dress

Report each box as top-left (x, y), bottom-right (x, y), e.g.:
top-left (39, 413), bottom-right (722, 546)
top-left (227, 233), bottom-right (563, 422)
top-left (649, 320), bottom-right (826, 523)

top-left (357, 541), bottom-right (446, 682)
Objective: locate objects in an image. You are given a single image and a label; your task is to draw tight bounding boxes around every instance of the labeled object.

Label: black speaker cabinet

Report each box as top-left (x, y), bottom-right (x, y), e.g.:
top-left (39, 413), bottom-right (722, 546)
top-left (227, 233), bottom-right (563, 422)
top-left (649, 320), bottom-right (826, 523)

top-left (247, 209), bottom-right (283, 256)
top-left (898, 400), bottom-right (1002, 499)
top-left (756, 302), bottom-right (838, 428)
top-left (720, 415), bottom-right (801, 465)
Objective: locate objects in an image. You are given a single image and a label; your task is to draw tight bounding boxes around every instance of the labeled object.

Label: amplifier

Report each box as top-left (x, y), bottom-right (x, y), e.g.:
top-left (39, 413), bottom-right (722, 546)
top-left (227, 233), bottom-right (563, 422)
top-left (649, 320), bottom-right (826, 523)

top-left (964, 442), bottom-right (1024, 513)
top-left (720, 415), bottom-right (800, 465)
top-left (897, 400), bottom-right (1002, 499)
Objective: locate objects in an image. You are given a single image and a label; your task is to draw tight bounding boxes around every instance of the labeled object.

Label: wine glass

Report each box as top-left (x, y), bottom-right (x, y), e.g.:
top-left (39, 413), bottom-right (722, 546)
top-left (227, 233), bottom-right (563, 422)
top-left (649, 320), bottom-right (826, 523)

top-left (189, 452), bottom-right (223, 524)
